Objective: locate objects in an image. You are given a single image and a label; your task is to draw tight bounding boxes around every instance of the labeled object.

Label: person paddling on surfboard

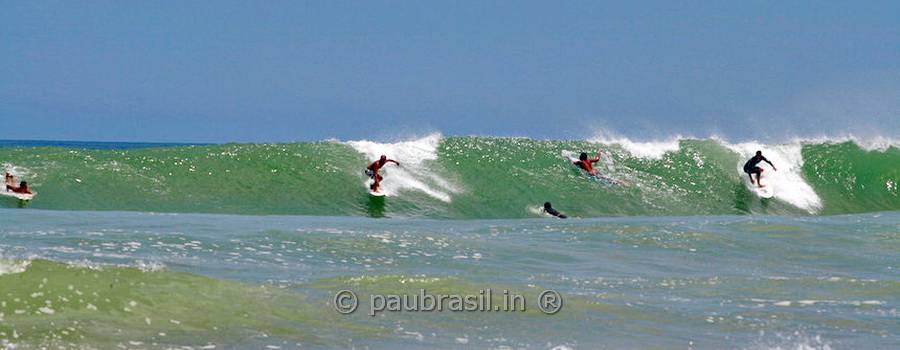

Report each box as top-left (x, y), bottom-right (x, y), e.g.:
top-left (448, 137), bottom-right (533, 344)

top-left (574, 151), bottom-right (602, 176)
top-left (743, 151), bottom-right (776, 188)
top-left (366, 155), bottom-right (400, 192)
top-left (6, 181), bottom-right (32, 195)
top-left (543, 202), bottom-right (567, 219)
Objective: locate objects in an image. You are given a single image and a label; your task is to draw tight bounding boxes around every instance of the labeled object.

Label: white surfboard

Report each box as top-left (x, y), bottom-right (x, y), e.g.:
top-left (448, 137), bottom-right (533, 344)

top-left (368, 189), bottom-right (385, 197)
top-left (755, 184), bottom-right (775, 198)
top-left (1, 189), bottom-right (34, 201)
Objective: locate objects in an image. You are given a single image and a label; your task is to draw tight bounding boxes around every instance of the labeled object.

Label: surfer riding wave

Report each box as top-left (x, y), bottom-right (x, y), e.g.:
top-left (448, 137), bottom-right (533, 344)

top-left (743, 151), bottom-right (777, 187)
top-left (366, 155), bottom-right (400, 193)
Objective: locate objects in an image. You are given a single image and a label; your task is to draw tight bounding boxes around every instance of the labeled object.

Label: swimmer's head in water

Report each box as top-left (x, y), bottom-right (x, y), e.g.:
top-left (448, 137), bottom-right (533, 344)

top-left (579, 152), bottom-right (588, 161)
top-left (544, 202), bottom-right (552, 209)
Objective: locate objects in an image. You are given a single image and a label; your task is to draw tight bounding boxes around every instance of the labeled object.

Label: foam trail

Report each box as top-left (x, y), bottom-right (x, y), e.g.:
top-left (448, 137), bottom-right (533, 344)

top-left (347, 134), bottom-right (458, 202)
top-left (725, 141), bottom-right (823, 213)
top-left (589, 131), bottom-right (682, 159)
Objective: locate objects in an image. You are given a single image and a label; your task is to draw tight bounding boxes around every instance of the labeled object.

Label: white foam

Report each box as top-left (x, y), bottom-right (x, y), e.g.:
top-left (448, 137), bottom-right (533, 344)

top-left (347, 134), bottom-right (459, 202)
top-left (526, 205), bottom-right (545, 217)
top-left (588, 131), bottom-right (682, 159)
top-left (723, 141), bottom-right (823, 213)
top-left (1, 163), bottom-right (33, 185)
top-left (0, 259), bottom-right (30, 275)
top-left (747, 331), bottom-right (833, 350)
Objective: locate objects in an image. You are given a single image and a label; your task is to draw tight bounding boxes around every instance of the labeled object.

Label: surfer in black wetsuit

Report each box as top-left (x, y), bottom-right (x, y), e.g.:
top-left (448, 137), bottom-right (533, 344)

top-left (743, 151), bottom-right (776, 187)
top-left (543, 202), bottom-right (567, 219)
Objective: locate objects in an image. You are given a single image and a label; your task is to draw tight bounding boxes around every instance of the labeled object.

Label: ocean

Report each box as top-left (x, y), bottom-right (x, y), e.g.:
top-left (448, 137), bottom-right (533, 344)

top-left (1, 136), bottom-right (898, 349)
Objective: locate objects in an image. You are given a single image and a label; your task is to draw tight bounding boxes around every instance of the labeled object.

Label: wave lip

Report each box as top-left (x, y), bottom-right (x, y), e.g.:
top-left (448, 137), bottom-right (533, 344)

top-left (790, 134), bottom-right (900, 152)
top-left (588, 131), bottom-right (682, 159)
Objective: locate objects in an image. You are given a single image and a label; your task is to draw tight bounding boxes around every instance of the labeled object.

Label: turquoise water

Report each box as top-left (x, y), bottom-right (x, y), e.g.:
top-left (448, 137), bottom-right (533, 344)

top-left (1, 209), bottom-right (898, 349)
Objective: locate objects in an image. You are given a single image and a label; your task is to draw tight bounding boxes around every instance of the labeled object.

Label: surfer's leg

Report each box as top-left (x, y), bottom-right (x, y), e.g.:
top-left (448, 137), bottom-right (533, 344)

top-left (372, 173), bottom-right (382, 191)
top-left (754, 167), bottom-right (764, 187)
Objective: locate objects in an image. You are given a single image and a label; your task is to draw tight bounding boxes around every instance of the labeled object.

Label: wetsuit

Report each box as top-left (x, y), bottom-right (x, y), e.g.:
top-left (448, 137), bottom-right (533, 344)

top-left (743, 155), bottom-right (773, 175)
top-left (545, 207), bottom-right (567, 219)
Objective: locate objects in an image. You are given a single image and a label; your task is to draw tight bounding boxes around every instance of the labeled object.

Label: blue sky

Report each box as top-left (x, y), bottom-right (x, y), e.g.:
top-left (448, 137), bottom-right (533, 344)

top-left (2, 1), bottom-right (898, 142)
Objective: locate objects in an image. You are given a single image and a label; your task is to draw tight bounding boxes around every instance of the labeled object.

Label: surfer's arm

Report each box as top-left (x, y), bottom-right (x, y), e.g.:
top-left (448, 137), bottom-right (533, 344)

top-left (387, 159), bottom-right (400, 166)
top-left (763, 157), bottom-right (776, 170)
top-left (590, 151), bottom-right (601, 163)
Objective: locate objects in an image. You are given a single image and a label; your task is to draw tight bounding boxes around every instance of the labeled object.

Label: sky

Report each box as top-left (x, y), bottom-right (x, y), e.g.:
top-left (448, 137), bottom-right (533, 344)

top-left (1, 1), bottom-right (899, 143)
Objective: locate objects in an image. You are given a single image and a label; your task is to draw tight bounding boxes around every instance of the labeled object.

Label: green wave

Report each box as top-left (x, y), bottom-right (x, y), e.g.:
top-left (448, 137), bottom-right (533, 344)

top-left (1, 137), bottom-right (897, 217)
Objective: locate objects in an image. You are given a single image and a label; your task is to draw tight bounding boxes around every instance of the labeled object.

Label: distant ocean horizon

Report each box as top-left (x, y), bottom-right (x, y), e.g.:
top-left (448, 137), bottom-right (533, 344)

top-left (0, 139), bottom-right (207, 150)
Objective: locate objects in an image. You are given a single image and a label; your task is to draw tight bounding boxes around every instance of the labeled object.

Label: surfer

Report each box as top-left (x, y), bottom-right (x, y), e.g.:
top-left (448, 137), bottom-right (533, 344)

top-left (574, 150), bottom-right (602, 176)
top-left (743, 151), bottom-right (776, 187)
top-left (366, 155), bottom-right (400, 192)
top-left (543, 202), bottom-right (567, 219)
top-left (6, 181), bottom-right (32, 194)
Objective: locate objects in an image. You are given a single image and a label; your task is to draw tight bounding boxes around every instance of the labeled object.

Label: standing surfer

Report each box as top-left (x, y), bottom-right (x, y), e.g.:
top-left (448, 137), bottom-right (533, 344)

top-left (743, 151), bottom-right (776, 187)
top-left (366, 155), bottom-right (400, 193)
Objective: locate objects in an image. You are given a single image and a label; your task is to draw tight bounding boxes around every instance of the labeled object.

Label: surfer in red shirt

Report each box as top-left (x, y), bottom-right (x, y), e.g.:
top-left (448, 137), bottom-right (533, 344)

top-left (574, 151), bottom-right (602, 176)
top-left (366, 155), bottom-right (400, 192)
top-left (6, 181), bottom-right (32, 194)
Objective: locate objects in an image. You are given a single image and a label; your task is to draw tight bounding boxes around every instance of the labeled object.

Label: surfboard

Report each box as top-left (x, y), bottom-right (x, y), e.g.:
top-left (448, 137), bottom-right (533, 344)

top-left (755, 184), bottom-right (775, 199)
top-left (1, 189), bottom-right (34, 201)
top-left (561, 150), bottom-right (623, 186)
top-left (369, 190), bottom-right (385, 197)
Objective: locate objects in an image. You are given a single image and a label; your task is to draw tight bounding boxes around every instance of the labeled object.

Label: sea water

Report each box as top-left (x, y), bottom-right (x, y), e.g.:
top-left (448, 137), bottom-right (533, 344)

top-left (1, 137), bottom-right (898, 349)
top-left (1, 210), bottom-right (897, 349)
